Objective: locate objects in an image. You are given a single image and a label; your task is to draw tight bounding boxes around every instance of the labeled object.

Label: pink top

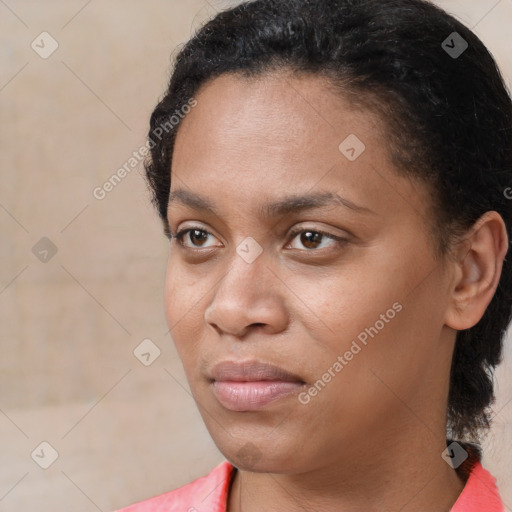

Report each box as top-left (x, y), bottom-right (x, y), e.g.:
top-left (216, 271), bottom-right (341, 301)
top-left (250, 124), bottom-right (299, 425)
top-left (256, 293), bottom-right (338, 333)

top-left (114, 459), bottom-right (505, 512)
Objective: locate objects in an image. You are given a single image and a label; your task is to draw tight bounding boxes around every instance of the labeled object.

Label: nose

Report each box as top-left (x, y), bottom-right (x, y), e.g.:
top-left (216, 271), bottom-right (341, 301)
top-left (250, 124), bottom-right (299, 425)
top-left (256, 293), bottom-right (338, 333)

top-left (203, 250), bottom-right (289, 338)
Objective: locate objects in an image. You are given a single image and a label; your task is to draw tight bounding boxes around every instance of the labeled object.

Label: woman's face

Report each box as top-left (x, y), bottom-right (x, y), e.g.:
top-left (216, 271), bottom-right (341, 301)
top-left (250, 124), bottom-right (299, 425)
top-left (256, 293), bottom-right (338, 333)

top-left (165, 71), bottom-right (457, 473)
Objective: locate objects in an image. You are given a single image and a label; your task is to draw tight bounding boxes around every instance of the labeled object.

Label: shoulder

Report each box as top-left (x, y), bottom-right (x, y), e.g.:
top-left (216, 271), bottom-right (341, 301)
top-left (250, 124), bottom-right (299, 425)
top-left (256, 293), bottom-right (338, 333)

top-left (451, 460), bottom-right (505, 512)
top-left (114, 460), bottom-right (235, 512)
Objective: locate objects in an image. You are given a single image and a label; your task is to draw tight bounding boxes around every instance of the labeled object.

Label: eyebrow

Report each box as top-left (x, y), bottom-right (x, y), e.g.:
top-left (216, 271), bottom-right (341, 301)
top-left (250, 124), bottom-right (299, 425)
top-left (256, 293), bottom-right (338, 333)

top-left (167, 189), bottom-right (376, 218)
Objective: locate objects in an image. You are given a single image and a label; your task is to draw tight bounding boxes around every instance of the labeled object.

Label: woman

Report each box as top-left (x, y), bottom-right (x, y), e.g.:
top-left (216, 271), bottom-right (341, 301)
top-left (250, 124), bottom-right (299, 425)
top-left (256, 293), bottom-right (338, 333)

top-left (116, 0), bottom-right (512, 510)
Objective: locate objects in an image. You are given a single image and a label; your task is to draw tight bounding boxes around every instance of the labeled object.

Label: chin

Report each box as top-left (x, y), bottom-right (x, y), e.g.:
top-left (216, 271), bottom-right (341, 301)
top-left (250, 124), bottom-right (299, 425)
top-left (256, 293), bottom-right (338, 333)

top-left (214, 436), bottom-right (306, 473)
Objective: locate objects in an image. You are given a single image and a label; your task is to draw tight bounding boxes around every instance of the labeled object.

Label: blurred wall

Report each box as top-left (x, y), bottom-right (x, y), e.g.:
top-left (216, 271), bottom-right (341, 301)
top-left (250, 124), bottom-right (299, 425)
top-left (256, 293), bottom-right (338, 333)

top-left (0, 1), bottom-right (511, 510)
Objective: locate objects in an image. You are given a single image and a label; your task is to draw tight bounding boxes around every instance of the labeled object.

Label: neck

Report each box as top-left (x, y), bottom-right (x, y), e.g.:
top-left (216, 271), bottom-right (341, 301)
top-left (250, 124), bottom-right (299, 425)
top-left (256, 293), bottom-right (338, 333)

top-left (227, 429), bottom-right (468, 512)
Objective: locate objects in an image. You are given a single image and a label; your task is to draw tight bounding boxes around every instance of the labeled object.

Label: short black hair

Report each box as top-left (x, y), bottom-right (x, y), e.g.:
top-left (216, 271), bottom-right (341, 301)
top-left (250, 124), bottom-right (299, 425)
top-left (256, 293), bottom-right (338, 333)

top-left (144, 0), bottom-right (512, 442)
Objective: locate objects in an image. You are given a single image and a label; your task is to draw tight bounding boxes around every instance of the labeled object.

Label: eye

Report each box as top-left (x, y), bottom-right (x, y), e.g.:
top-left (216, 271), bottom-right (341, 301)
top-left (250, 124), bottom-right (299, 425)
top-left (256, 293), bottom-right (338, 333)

top-left (172, 227), bottom-right (220, 249)
top-left (170, 226), bottom-right (347, 252)
top-left (287, 227), bottom-right (346, 251)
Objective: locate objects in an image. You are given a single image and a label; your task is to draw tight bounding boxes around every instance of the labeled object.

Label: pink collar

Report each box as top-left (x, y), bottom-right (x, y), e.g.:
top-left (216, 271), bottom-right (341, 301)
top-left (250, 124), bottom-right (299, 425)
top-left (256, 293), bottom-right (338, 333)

top-left (115, 459), bottom-right (505, 511)
top-left (451, 460), bottom-right (505, 511)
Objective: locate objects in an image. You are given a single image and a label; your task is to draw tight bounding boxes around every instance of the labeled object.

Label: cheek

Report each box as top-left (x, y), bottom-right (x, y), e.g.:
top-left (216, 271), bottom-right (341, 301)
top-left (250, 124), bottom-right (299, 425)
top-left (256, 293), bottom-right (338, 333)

top-left (300, 252), bottom-right (445, 398)
top-left (164, 262), bottom-right (181, 331)
top-left (164, 260), bottom-right (205, 364)
top-left (164, 255), bottom-right (210, 323)
top-left (313, 281), bottom-right (446, 425)
top-left (300, 264), bottom-right (401, 352)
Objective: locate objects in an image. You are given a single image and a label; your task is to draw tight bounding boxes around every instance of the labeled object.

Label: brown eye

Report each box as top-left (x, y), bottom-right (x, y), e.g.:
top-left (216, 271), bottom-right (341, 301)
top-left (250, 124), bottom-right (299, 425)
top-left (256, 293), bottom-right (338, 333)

top-left (300, 231), bottom-right (323, 249)
top-left (174, 227), bottom-right (219, 249)
top-left (187, 229), bottom-right (208, 246)
top-left (288, 228), bottom-right (346, 251)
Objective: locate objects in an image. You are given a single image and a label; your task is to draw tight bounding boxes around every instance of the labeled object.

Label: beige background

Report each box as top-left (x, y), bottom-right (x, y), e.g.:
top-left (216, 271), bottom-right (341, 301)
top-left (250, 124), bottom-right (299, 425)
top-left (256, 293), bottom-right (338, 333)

top-left (0, 1), bottom-right (511, 510)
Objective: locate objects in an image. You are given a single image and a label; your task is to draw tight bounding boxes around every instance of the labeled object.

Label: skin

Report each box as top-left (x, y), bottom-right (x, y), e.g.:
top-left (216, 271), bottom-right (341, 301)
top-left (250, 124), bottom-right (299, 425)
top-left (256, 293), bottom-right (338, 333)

top-left (164, 70), bottom-right (508, 512)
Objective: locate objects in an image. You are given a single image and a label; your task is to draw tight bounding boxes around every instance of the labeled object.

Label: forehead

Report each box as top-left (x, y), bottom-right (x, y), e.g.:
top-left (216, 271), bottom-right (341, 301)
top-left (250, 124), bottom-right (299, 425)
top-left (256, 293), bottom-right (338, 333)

top-left (173, 70), bottom-right (384, 167)
top-left (170, 71), bottom-right (430, 226)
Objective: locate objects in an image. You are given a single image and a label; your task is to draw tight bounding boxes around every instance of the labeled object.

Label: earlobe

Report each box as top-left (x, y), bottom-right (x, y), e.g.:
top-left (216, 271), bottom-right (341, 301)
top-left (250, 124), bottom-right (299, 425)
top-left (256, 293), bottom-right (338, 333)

top-left (445, 211), bottom-right (508, 331)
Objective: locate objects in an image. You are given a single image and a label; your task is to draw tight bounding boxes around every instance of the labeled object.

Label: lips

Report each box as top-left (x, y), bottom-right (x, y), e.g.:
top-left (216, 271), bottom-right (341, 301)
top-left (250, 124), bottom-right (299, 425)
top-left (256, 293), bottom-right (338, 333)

top-left (209, 360), bottom-right (306, 411)
top-left (210, 360), bottom-right (305, 382)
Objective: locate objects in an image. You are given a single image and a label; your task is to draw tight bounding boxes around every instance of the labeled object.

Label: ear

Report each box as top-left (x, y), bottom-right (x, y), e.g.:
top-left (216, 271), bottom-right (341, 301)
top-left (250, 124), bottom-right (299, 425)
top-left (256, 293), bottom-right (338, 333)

top-left (445, 211), bottom-right (509, 330)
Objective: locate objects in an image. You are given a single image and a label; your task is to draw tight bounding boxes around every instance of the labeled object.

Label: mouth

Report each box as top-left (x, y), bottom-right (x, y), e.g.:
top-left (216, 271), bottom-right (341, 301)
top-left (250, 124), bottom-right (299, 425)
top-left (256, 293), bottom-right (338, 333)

top-left (209, 360), bottom-right (306, 411)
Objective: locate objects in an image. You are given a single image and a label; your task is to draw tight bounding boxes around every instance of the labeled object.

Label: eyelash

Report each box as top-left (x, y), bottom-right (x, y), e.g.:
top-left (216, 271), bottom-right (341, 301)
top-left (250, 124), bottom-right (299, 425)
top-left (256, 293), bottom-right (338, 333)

top-left (170, 226), bottom-right (347, 252)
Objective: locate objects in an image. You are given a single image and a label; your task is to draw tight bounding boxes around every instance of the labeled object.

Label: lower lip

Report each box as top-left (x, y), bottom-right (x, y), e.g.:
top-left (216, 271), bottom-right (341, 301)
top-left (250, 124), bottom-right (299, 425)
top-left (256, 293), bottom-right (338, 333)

top-left (212, 380), bottom-right (304, 411)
